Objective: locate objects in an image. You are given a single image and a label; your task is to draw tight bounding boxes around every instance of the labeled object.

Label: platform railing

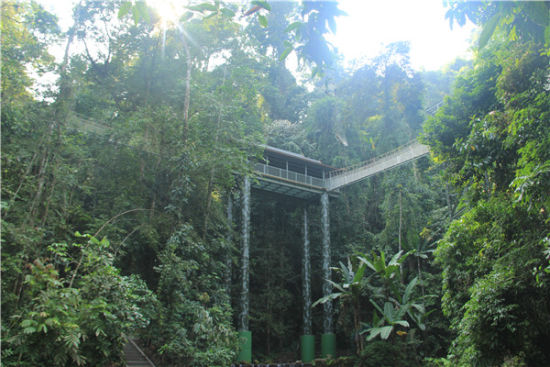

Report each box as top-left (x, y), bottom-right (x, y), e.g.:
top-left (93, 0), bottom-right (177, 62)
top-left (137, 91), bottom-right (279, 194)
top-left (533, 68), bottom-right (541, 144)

top-left (254, 163), bottom-right (326, 189)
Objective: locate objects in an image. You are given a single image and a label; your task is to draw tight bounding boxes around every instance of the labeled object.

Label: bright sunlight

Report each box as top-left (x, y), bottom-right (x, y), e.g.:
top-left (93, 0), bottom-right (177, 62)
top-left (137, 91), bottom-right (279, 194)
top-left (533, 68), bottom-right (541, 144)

top-left (147, 0), bottom-right (184, 26)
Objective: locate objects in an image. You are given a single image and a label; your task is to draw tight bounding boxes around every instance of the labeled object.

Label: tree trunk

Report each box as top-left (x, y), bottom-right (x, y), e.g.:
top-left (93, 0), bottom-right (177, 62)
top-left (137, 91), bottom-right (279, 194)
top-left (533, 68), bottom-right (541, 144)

top-left (4, 149), bottom-right (38, 220)
top-left (202, 70), bottom-right (226, 238)
top-left (40, 163), bottom-right (58, 227)
top-left (28, 27), bottom-right (75, 225)
top-left (353, 298), bottom-right (363, 354)
top-left (202, 110), bottom-right (222, 239)
top-left (417, 255), bottom-right (425, 297)
top-left (445, 183), bottom-right (453, 220)
top-left (182, 33), bottom-right (191, 143)
top-left (27, 140), bottom-right (51, 225)
top-left (398, 189), bottom-right (402, 253)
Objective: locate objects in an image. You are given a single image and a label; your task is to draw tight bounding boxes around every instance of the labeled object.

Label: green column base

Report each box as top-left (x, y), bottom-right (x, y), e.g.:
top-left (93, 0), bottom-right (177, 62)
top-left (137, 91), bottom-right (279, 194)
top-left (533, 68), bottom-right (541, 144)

top-left (300, 335), bottom-right (315, 363)
top-left (237, 330), bottom-right (252, 363)
top-left (321, 332), bottom-right (336, 358)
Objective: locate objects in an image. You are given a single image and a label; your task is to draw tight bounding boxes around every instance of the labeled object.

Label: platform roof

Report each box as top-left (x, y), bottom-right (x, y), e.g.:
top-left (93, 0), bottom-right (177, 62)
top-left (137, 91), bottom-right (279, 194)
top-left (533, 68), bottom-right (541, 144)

top-left (262, 145), bottom-right (332, 167)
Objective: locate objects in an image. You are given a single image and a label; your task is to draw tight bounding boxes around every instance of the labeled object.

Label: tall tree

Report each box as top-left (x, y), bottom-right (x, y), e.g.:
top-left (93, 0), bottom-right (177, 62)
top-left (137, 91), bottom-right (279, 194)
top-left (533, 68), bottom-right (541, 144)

top-left (423, 3), bottom-right (550, 364)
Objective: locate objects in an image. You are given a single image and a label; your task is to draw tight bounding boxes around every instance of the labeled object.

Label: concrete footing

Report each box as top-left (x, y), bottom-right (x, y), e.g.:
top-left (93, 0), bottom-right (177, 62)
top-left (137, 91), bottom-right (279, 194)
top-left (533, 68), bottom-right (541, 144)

top-left (238, 330), bottom-right (252, 363)
top-left (300, 334), bottom-right (315, 363)
top-left (321, 333), bottom-right (336, 358)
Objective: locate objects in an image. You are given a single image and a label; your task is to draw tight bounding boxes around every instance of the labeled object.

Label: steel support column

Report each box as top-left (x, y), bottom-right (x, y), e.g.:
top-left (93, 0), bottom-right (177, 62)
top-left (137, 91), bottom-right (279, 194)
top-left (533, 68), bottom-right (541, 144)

top-left (238, 177), bottom-right (252, 363)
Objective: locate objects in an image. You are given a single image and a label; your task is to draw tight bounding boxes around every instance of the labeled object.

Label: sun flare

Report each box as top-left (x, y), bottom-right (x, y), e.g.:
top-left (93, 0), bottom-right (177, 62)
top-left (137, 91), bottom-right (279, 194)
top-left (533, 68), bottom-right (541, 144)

top-left (147, 0), bottom-right (183, 26)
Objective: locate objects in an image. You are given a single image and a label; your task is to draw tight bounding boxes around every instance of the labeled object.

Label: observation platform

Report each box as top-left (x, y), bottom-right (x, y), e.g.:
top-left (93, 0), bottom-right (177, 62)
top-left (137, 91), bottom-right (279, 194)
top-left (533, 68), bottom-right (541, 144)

top-left (252, 99), bottom-right (440, 197)
top-left (253, 141), bottom-right (429, 198)
top-left (252, 146), bottom-right (336, 200)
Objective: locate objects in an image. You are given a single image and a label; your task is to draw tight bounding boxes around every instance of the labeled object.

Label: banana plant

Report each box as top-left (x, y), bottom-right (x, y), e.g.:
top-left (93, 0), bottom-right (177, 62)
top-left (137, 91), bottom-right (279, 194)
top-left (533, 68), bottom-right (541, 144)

top-left (362, 276), bottom-right (427, 341)
top-left (398, 276), bottom-right (427, 331)
top-left (313, 257), bottom-right (367, 354)
top-left (357, 250), bottom-right (411, 300)
top-left (358, 250), bottom-right (410, 279)
top-left (312, 258), bottom-right (367, 305)
top-left (363, 300), bottom-right (409, 341)
top-left (313, 251), bottom-right (428, 349)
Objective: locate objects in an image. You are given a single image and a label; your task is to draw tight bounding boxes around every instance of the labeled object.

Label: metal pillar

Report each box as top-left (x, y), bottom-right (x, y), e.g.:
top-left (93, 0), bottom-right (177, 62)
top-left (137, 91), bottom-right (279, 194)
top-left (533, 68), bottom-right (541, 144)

top-left (301, 207), bottom-right (314, 363)
top-left (321, 192), bottom-right (332, 333)
top-left (321, 192), bottom-right (335, 357)
top-left (303, 207), bottom-right (312, 334)
top-left (225, 195), bottom-right (233, 293)
top-left (238, 177), bottom-right (251, 363)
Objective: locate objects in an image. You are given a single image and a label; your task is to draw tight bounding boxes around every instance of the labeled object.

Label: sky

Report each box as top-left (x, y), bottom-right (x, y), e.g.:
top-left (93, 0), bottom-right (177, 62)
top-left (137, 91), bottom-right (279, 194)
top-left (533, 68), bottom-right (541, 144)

top-left (327, 0), bottom-right (476, 70)
top-left (39, 0), bottom-right (477, 72)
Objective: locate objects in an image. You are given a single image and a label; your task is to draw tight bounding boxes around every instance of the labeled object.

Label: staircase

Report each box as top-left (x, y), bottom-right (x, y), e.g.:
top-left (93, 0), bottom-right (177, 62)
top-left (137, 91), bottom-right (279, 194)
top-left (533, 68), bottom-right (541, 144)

top-left (124, 337), bottom-right (156, 367)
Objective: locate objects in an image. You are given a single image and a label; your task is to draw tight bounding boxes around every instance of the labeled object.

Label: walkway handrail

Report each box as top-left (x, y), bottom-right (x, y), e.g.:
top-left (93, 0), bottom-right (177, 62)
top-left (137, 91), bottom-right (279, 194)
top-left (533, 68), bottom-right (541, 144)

top-left (328, 139), bottom-right (421, 178)
top-left (324, 140), bottom-right (430, 191)
top-left (124, 335), bottom-right (157, 367)
top-left (425, 99), bottom-right (444, 115)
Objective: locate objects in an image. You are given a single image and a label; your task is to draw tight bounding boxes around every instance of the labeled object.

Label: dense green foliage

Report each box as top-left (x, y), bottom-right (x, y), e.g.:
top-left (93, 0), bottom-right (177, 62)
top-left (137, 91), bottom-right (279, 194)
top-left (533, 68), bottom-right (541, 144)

top-left (2, 233), bottom-right (154, 366)
top-left (423, 2), bottom-right (550, 365)
top-left (2, 0), bottom-right (548, 366)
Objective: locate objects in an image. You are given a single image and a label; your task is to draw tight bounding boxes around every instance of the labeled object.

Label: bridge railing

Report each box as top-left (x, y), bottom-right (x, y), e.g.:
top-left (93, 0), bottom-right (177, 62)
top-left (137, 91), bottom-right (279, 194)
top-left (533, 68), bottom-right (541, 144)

top-left (328, 139), bottom-right (421, 179)
top-left (67, 112), bottom-right (111, 135)
top-left (425, 99), bottom-right (444, 115)
top-left (254, 163), bottom-right (326, 189)
top-left (324, 140), bottom-right (430, 191)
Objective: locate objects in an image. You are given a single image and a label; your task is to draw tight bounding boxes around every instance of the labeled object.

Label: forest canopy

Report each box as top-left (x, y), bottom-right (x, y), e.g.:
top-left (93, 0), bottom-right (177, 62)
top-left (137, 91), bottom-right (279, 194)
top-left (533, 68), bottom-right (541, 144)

top-left (1, 1), bottom-right (549, 366)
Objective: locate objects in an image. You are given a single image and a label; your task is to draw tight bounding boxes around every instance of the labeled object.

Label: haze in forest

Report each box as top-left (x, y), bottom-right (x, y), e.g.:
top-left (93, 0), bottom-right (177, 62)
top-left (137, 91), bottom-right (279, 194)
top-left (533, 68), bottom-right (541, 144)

top-left (40, 0), bottom-right (477, 71)
top-left (2, 1), bottom-right (549, 366)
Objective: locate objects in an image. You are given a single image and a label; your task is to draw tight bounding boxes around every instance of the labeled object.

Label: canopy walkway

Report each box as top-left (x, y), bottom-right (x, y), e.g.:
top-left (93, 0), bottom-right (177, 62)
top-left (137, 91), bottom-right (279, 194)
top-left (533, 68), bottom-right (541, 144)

top-left (324, 140), bottom-right (429, 191)
top-left (251, 100), bottom-right (441, 195)
top-left (66, 112), bottom-right (431, 194)
top-left (252, 140), bottom-right (430, 195)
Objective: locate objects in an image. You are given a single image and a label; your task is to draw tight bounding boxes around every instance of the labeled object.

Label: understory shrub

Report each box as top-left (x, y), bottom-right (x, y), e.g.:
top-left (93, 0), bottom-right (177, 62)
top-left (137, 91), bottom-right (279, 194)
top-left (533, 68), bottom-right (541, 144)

top-left (1, 233), bottom-right (155, 366)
